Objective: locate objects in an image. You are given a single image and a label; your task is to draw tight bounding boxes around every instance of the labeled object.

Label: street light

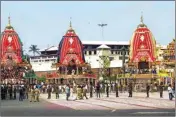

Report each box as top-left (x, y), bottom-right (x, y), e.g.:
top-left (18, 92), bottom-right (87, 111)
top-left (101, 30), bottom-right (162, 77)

top-left (120, 46), bottom-right (129, 86)
top-left (120, 46), bottom-right (129, 77)
top-left (98, 23), bottom-right (107, 40)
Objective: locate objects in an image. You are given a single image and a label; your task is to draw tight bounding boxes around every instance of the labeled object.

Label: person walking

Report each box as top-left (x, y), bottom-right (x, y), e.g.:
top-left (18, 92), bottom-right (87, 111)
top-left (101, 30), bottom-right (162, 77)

top-left (65, 84), bottom-right (70, 101)
top-left (34, 88), bottom-right (40, 102)
top-left (168, 84), bottom-right (173, 100)
top-left (159, 82), bottom-right (164, 98)
top-left (128, 82), bottom-right (133, 97)
top-left (115, 81), bottom-right (119, 97)
top-left (146, 83), bottom-right (150, 98)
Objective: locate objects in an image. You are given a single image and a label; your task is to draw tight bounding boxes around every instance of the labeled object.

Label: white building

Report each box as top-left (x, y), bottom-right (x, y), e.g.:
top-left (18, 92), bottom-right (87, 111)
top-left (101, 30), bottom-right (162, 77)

top-left (30, 41), bottom-right (129, 72)
top-left (156, 44), bottom-right (167, 61)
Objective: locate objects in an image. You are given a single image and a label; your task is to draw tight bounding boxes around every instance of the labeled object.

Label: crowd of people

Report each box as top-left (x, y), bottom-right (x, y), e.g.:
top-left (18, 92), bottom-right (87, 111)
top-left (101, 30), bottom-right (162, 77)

top-left (1, 81), bottom-right (175, 102)
top-left (1, 66), bottom-right (24, 81)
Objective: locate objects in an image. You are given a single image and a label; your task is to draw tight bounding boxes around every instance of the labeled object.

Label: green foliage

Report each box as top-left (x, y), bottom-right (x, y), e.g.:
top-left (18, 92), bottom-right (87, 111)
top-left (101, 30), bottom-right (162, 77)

top-left (29, 45), bottom-right (40, 56)
top-left (102, 57), bottom-right (110, 68)
top-left (37, 75), bottom-right (46, 81)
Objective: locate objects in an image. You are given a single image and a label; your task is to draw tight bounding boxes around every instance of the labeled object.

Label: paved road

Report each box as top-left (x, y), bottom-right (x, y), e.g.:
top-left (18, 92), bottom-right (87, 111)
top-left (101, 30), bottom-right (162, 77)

top-left (1, 92), bottom-right (175, 116)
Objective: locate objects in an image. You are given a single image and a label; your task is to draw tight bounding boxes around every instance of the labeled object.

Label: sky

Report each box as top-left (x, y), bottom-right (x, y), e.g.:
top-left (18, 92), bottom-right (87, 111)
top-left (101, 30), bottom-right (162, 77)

top-left (1, 1), bottom-right (175, 53)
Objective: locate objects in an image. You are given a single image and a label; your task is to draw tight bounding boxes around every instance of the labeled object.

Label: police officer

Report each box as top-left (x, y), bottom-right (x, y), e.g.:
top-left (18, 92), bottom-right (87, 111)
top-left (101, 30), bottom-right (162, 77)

top-left (128, 82), bottom-right (133, 97)
top-left (146, 83), bottom-right (150, 98)
top-left (159, 82), bottom-right (164, 98)
top-left (35, 88), bottom-right (40, 102)
top-left (30, 86), bottom-right (35, 102)
top-left (115, 81), bottom-right (119, 97)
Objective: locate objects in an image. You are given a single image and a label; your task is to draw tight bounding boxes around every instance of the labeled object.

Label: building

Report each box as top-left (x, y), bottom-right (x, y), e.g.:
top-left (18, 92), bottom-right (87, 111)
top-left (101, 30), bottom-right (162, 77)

top-left (129, 15), bottom-right (156, 69)
top-left (30, 41), bottom-right (129, 77)
top-left (156, 44), bottom-right (167, 62)
top-left (1, 16), bottom-right (23, 64)
top-left (1, 17), bottom-right (31, 84)
top-left (161, 39), bottom-right (175, 84)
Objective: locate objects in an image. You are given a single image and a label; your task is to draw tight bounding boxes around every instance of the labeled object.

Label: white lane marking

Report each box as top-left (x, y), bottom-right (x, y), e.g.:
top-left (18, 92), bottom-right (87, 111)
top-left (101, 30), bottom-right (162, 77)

top-left (111, 109), bottom-right (116, 112)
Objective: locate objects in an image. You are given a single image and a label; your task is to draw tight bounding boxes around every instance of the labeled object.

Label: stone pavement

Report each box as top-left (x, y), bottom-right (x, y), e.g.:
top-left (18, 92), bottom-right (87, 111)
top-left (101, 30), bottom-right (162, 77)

top-left (40, 91), bottom-right (175, 111)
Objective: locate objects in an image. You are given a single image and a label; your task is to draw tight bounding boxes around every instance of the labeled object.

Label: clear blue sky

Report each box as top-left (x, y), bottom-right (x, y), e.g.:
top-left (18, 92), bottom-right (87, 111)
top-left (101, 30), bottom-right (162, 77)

top-left (1, 1), bottom-right (175, 53)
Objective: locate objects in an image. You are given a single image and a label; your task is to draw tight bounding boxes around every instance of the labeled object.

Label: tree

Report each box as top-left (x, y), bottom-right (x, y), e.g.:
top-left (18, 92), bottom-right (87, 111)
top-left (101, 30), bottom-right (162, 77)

top-left (29, 45), bottom-right (40, 56)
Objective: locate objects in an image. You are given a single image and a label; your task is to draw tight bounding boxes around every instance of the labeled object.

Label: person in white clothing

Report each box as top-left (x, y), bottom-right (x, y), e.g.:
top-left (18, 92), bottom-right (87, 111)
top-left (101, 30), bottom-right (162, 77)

top-left (70, 86), bottom-right (74, 97)
top-left (168, 84), bottom-right (173, 100)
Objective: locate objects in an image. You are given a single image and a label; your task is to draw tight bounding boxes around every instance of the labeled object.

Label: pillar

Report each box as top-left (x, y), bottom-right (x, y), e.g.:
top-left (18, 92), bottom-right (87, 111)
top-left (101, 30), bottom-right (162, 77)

top-left (76, 66), bottom-right (79, 75)
top-left (65, 67), bottom-right (67, 75)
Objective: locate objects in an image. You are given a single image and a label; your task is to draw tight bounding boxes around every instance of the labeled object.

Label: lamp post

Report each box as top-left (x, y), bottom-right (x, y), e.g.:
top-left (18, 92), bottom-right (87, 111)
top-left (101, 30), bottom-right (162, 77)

top-left (98, 23), bottom-right (107, 40)
top-left (120, 46), bottom-right (129, 85)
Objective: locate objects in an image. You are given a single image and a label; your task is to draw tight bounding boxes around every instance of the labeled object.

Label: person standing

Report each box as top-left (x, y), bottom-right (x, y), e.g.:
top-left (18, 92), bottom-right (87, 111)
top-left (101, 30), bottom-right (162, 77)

top-left (76, 85), bottom-right (82, 100)
top-left (172, 83), bottom-right (175, 98)
top-left (8, 85), bottom-right (13, 100)
top-left (90, 83), bottom-right (93, 98)
top-left (22, 85), bottom-right (26, 99)
top-left (106, 83), bottom-right (109, 97)
top-left (4, 85), bottom-right (8, 100)
top-left (168, 84), bottom-right (173, 100)
top-left (47, 86), bottom-right (52, 99)
top-left (70, 86), bottom-right (74, 98)
top-left (19, 86), bottom-right (23, 101)
top-left (13, 85), bottom-right (17, 100)
top-left (83, 85), bottom-right (88, 99)
top-left (96, 82), bottom-right (100, 98)
top-left (55, 86), bottom-right (59, 99)
top-left (1, 85), bottom-right (5, 100)
top-left (65, 84), bottom-right (70, 101)
top-left (30, 87), bottom-right (35, 102)
top-left (146, 83), bottom-right (150, 98)
top-left (120, 84), bottom-right (123, 93)
top-left (25, 85), bottom-right (29, 99)
top-left (159, 82), bottom-right (164, 98)
top-left (115, 81), bottom-right (119, 97)
top-left (128, 82), bottom-right (133, 97)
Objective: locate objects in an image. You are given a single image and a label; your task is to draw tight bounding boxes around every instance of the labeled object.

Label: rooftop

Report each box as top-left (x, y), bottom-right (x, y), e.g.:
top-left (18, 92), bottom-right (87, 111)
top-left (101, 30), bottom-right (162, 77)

top-left (40, 40), bottom-right (129, 52)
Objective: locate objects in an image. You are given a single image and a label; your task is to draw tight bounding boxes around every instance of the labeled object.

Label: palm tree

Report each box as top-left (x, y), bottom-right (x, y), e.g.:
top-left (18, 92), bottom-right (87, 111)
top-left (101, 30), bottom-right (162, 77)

top-left (29, 45), bottom-right (40, 56)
